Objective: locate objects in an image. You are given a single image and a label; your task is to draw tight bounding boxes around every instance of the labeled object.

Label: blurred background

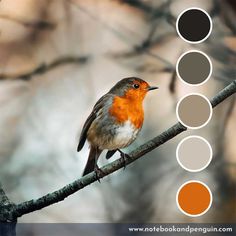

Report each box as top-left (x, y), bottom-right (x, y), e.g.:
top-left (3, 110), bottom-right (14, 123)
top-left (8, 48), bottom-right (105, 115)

top-left (0, 0), bottom-right (235, 223)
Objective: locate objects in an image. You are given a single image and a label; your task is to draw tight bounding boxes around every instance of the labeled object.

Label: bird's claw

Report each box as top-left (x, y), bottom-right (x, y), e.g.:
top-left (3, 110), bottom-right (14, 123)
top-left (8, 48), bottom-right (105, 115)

top-left (118, 150), bottom-right (130, 170)
top-left (94, 165), bottom-right (104, 183)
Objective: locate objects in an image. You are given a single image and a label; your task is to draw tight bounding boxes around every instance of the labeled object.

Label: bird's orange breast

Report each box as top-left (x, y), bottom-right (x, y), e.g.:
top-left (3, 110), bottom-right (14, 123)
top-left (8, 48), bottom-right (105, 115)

top-left (109, 95), bottom-right (144, 129)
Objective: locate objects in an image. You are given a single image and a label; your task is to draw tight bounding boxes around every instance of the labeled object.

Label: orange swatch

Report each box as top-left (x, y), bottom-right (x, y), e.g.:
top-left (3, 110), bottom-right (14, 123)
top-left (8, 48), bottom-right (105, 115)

top-left (177, 181), bottom-right (212, 216)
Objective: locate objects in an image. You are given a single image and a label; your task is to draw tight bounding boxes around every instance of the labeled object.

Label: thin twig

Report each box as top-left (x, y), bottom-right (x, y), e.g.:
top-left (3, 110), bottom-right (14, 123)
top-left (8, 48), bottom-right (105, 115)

top-left (1, 79), bottom-right (235, 220)
top-left (210, 80), bottom-right (236, 107)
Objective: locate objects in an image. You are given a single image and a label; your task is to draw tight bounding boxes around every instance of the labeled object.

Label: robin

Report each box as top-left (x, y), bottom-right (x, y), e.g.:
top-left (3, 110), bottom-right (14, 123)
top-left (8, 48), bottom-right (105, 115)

top-left (77, 77), bottom-right (158, 177)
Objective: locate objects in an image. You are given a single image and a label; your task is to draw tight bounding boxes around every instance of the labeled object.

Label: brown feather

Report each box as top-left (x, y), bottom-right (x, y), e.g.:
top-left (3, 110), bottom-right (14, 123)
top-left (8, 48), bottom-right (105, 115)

top-left (77, 94), bottom-right (113, 152)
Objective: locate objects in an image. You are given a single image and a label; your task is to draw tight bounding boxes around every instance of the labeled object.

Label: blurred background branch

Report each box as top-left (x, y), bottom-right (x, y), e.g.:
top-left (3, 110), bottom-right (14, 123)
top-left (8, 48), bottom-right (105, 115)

top-left (70, 0), bottom-right (175, 69)
top-left (0, 56), bottom-right (89, 80)
top-left (0, 14), bottom-right (56, 30)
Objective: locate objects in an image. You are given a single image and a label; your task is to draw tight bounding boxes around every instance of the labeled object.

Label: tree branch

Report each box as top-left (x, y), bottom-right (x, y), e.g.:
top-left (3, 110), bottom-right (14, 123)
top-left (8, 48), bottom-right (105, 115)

top-left (0, 186), bottom-right (10, 206)
top-left (0, 184), bottom-right (15, 222)
top-left (0, 56), bottom-right (89, 81)
top-left (0, 79), bottom-right (234, 220)
top-left (210, 80), bottom-right (236, 107)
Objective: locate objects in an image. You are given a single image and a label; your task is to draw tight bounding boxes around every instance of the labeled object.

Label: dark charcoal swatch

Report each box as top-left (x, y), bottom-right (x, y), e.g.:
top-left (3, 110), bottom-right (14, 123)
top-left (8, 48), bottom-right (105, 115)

top-left (177, 9), bottom-right (211, 42)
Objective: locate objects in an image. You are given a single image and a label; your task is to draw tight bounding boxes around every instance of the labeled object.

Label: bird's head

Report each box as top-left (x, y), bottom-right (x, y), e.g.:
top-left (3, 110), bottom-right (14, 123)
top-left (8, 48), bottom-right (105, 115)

top-left (109, 77), bottom-right (158, 101)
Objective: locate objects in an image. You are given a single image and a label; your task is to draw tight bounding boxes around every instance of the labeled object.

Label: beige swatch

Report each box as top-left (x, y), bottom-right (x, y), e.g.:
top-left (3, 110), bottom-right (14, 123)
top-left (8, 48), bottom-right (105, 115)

top-left (177, 94), bottom-right (212, 129)
top-left (177, 136), bottom-right (212, 172)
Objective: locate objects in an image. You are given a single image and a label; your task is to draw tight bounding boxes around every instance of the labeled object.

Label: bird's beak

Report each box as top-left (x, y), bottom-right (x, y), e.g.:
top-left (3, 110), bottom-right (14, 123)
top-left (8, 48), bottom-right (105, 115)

top-left (147, 86), bottom-right (159, 91)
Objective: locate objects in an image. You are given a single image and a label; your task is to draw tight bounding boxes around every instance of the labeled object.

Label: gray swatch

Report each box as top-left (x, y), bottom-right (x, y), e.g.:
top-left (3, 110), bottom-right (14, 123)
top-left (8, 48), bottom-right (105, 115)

top-left (177, 51), bottom-right (211, 85)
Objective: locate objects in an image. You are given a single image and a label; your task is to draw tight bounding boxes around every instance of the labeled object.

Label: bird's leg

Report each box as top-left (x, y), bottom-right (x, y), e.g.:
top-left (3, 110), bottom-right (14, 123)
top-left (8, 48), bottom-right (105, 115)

top-left (94, 164), bottom-right (104, 183)
top-left (117, 149), bottom-right (130, 170)
top-left (94, 148), bottom-right (105, 183)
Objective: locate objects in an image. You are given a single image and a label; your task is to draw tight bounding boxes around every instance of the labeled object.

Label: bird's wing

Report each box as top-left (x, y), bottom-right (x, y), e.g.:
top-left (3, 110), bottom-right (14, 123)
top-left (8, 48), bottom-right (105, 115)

top-left (77, 93), bottom-right (113, 152)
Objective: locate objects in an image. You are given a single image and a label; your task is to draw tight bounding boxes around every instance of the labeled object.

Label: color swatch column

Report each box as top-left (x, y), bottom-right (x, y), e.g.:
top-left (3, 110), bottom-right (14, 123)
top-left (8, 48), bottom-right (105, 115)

top-left (175, 7), bottom-right (213, 217)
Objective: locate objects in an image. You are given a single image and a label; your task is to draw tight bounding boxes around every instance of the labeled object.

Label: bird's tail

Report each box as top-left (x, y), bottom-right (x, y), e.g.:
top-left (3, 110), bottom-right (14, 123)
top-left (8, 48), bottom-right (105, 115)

top-left (82, 146), bottom-right (101, 176)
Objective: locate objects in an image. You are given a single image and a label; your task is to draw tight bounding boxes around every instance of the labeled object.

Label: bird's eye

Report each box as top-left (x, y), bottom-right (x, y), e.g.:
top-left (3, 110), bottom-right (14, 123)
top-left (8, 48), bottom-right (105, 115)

top-left (133, 84), bottom-right (140, 89)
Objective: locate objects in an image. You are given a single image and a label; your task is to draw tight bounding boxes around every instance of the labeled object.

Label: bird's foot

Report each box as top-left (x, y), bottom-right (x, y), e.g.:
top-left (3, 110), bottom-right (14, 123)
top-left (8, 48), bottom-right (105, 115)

top-left (117, 150), bottom-right (130, 170)
top-left (94, 165), bottom-right (105, 183)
